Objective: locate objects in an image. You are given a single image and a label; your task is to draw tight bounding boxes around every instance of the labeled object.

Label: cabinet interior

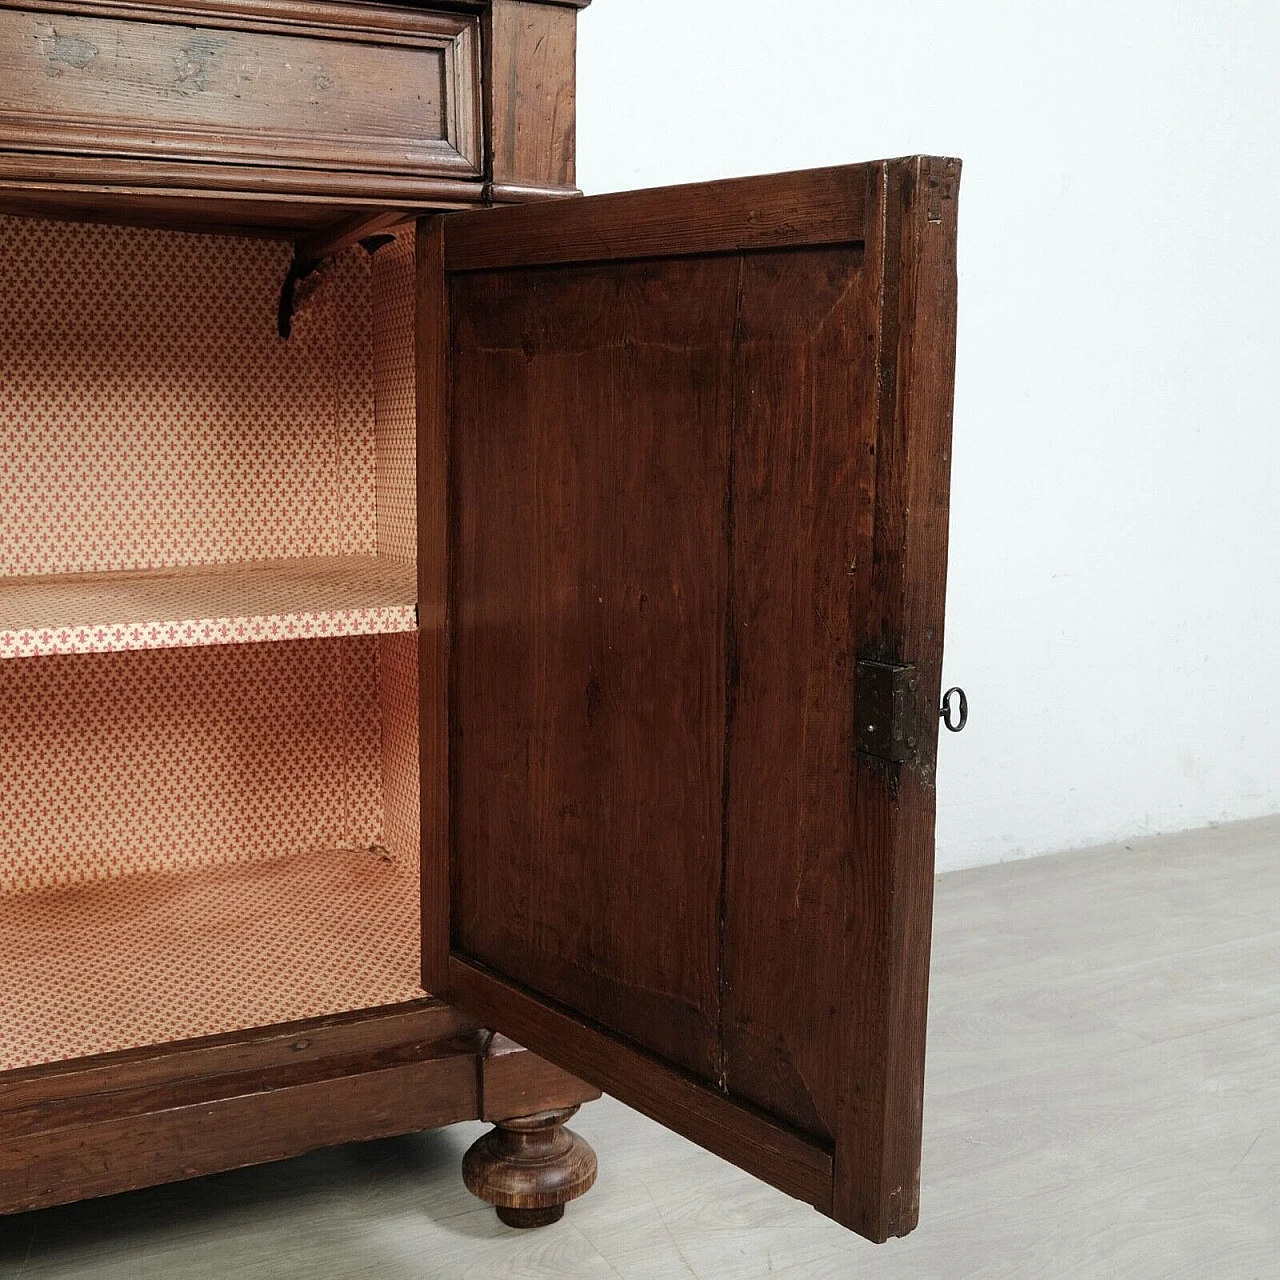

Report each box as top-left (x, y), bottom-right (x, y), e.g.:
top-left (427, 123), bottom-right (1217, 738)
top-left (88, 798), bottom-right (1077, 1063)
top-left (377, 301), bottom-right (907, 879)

top-left (0, 214), bottom-right (424, 1073)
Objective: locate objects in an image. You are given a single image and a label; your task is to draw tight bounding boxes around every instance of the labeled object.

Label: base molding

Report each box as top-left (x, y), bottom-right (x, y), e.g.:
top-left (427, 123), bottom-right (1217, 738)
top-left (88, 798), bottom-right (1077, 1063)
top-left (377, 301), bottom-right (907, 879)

top-left (0, 1000), bottom-right (599, 1220)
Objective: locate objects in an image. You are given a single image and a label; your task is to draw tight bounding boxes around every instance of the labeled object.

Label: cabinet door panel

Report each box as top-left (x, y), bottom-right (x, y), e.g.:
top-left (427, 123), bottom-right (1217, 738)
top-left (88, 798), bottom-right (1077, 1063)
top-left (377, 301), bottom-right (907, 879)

top-left (720, 243), bottom-right (877, 1144)
top-left (449, 253), bottom-right (737, 1082)
top-left (418, 158), bottom-right (961, 1243)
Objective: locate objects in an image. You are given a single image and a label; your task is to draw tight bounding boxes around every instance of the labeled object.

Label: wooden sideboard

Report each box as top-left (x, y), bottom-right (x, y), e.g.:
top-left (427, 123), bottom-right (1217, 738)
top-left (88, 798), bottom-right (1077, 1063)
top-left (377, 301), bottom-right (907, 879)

top-left (0, 0), bottom-right (960, 1245)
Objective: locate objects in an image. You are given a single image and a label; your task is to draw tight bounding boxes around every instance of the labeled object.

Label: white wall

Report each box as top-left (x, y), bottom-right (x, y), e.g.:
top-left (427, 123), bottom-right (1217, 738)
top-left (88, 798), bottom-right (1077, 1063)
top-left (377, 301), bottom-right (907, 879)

top-left (575, 1), bottom-right (1280, 872)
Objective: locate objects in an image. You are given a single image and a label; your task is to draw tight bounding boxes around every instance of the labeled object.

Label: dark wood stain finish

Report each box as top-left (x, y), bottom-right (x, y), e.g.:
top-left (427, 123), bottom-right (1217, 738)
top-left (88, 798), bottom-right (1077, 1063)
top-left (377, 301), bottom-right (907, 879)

top-left (462, 1104), bottom-right (598, 1229)
top-left (479, 1032), bottom-right (600, 1123)
top-left (450, 958), bottom-right (834, 1212)
top-left (0, 173), bottom-right (482, 240)
top-left (0, 1002), bottom-right (479, 1215)
top-left (0, 1002), bottom-right (473, 1111)
top-left (2, 1056), bottom-right (477, 1214)
top-left (449, 251), bottom-right (736, 1079)
top-left (418, 213), bottom-right (452, 996)
top-left (0, 1), bottom-right (959, 1236)
top-left (430, 159), bottom-right (961, 1242)
top-left (445, 162), bottom-right (875, 271)
top-left (835, 155), bottom-right (961, 1241)
top-left (0, 1002), bottom-right (601, 1218)
top-left (720, 235), bottom-right (878, 1145)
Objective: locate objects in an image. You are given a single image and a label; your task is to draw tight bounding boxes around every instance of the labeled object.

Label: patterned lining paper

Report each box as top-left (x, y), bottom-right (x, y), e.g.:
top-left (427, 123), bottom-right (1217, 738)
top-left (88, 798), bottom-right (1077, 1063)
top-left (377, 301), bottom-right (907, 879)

top-left (0, 216), bottom-right (378, 577)
top-left (0, 219), bottom-right (422, 1066)
top-left (0, 848), bottom-right (422, 1071)
top-left (372, 229), bottom-right (419, 565)
top-left (0, 555), bottom-right (416, 658)
top-left (0, 638), bottom-right (384, 892)
top-left (379, 630), bottom-right (422, 881)
top-left (373, 229), bottom-right (422, 879)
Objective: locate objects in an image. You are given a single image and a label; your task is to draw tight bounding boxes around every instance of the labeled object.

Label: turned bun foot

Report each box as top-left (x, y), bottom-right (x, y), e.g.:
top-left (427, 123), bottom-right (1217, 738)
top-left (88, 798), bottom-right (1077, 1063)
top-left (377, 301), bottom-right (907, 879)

top-left (496, 1204), bottom-right (565, 1229)
top-left (462, 1105), bottom-right (597, 1229)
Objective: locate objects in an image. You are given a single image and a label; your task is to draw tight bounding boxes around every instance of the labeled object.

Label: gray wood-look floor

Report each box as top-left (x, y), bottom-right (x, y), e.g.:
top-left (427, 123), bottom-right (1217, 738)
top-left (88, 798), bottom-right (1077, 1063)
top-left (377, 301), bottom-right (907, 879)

top-left (2, 815), bottom-right (1277, 1279)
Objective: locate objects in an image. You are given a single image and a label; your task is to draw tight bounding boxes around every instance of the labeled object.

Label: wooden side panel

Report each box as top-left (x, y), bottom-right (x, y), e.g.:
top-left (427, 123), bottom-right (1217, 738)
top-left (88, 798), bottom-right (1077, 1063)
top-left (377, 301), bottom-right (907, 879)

top-left (449, 255), bottom-right (737, 1081)
top-left (485, 0), bottom-right (580, 201)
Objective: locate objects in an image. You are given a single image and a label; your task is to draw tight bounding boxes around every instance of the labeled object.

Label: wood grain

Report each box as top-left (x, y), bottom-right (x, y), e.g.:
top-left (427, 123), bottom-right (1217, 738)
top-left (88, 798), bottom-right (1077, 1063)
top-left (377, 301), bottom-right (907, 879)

top-left (480, 1034), bottom-right (601, 1124)
top-left (834, 155), bottom-right (962, 1241)
top-left (436, 159), bottom-right (960, 1241)
top-left (0, 998), bottom-right (603, 1217)
top-left (719, 243), bottom-right (878, 1144)
top-left (485, 0), bottom-right (581, 200)
top-left (0, 2), bottom-right (480, 175)
top-left (417, 215), bottom-right (452, 995)
top-left (451, 958), bottom-right (834, 1213)
top-left (297, 210), bottom-right (412, 262)
top-left (445, 163), bottom-right (877, 271)
top-left (448, 252), bottom-right (736, 1080)
top-left (462, 1104), bottom-right (597, 1226)
top-left (0, 0), bottom-right (488, 37)
top-left (0, 1001), bottom-right (485, 1215)
top-left (8, 822), bottom-right (1277, 1276)
top-left (0, 0), bottom-right (596, 1230)
top-left (0, 0), bottom-right (589, 234)
top-left (0, 1001), bottom-right (472, 1112)
top-left (0, 150), bottom-right (486, 201)
top-left (0, 176), bottom-right (481, 241)
top-left (1, 1054), bottom-right (479, 1215)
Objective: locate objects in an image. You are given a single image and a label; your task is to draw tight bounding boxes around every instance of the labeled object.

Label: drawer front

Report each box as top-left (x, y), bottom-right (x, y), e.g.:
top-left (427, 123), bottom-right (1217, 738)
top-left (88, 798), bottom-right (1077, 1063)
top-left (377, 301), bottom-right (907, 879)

top-left (0, 0), bottom-right (481, 180)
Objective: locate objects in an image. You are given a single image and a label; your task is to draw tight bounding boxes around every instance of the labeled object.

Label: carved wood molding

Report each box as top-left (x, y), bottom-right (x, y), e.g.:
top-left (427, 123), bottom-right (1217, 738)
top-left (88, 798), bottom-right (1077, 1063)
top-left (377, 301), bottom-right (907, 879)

top-left (0, 0), bottom-right (482, 189)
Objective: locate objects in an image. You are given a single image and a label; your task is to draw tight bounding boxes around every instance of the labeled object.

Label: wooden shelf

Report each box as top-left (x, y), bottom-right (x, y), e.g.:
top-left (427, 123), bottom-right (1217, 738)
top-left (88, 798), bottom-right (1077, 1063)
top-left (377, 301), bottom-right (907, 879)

top-left (0, 556), bottom-right (416, 659)
top-left (0, 848), bottom-right (424, 1072)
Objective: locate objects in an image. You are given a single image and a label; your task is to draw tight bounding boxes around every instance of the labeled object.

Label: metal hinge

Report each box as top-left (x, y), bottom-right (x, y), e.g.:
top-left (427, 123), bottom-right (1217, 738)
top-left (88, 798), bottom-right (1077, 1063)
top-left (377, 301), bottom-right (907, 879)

top-left (854, 661), bottom-right (920, 763)
top-left (855, 662), bottom-right (969, 762)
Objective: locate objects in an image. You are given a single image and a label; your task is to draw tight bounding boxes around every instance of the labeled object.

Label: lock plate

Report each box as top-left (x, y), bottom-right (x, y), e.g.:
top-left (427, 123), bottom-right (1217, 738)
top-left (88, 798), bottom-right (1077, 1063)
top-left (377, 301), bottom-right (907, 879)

top-left (854, 661), bottom-right (919, 763)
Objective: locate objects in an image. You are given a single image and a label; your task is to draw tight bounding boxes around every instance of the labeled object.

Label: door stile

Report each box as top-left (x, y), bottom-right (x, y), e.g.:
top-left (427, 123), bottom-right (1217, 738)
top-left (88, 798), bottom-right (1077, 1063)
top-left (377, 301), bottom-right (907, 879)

top-left (418, 213), bottom-right (452, 995)
top-left (834, 155), bottom-right (961, 1241)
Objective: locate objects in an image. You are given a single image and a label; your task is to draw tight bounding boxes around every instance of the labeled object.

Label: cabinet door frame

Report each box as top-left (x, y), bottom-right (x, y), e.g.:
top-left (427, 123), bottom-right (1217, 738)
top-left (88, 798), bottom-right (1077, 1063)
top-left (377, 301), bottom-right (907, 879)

top-left (416, 156), bottom-right (960, 1243)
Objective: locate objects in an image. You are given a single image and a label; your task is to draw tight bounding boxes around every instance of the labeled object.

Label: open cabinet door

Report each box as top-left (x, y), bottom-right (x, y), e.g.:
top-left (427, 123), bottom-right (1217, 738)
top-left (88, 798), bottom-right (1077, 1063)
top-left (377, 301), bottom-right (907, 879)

top-left (417, 156), bottom-right (960, 1243)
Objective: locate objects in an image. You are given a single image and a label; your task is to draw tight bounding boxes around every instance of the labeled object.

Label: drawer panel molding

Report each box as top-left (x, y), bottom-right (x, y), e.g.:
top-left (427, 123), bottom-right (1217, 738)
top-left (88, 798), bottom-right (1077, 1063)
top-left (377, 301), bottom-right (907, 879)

top-left (0, 0), bottom-right (482, 181)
